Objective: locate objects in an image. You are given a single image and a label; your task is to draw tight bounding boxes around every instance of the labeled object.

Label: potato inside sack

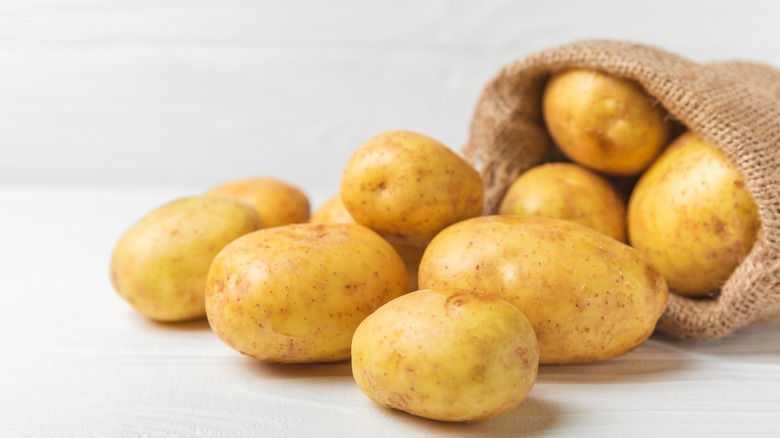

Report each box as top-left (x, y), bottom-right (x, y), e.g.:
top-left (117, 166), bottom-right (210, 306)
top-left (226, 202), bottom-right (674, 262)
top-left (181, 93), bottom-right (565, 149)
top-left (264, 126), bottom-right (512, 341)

top-left (542, 68), bottom-right (670, 176)
top-left (418, 215), bottom-right (669, 364)
top-left (340, 130), bottom-right (484, 246)
top-left (464, 39), bottom-right (780, 341)
top-left (205, 223), bottom-right (407, 363)
top-left (499, 162), bottom-right (627, 242)
top-left (627, 132), bottom-right (760, 297)
top-left (351, 288), bottom-right (539, 422)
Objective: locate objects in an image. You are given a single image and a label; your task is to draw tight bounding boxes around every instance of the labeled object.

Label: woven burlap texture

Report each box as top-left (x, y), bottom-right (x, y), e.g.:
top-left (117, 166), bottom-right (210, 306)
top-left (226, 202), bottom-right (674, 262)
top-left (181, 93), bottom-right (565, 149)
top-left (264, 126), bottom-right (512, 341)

top-left (464, 39), bottom-right (780, 341)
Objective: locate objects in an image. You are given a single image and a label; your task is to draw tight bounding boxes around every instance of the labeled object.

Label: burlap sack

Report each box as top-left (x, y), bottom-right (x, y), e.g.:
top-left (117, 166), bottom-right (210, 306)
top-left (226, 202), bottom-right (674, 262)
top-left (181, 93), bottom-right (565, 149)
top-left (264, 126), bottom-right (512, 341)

top-left (463, 39), bottom-right (780, 341)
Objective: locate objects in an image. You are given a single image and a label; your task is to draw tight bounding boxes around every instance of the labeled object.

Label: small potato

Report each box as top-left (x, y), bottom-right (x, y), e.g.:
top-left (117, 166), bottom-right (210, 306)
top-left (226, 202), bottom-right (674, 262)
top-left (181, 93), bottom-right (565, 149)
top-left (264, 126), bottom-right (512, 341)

top-left (206, 177), bottom-right (310, 227)
top-left (627, 132), bottom-right (760, 297)
top-left (543, 69), bottom-right (670, 175)
top-left (110, 196), bottom-right (262, 321)
top-left (352, 288), bottom-right (539, 422)
top-left (499, 162), bottom-right (627, 242)
top-left (205, 223), bottom-right (408, 363)
top-left (311, 194), bottom-right (427, 291)
top-left (419, 216), bottom-right (669, 364)
top-left (341, 131), bottom-right (484, 245)
top-left (308, 194), bottom-right (355, 225)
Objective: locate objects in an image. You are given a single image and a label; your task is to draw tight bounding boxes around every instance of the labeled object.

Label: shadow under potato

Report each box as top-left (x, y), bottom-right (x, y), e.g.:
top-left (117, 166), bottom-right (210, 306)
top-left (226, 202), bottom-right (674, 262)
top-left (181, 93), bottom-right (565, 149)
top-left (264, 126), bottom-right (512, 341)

top-left (245, 358), bottom-right (354, 380)
top-left (141, 314), bottom-right (212, 331)
top-left (652, 322), bottom-right (780, 357)
top-left (384, 395), bottom-right (562, 437)
top-left (537, 334), bottom-right (693, 385)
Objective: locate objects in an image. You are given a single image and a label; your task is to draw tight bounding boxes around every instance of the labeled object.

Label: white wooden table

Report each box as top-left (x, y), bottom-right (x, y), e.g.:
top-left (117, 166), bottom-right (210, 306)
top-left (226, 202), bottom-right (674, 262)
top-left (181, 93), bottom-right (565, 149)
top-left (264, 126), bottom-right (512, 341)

top-left (2, 185), bottom-right (779, 437)
top-left (2, 1), bottom-right (780, 436)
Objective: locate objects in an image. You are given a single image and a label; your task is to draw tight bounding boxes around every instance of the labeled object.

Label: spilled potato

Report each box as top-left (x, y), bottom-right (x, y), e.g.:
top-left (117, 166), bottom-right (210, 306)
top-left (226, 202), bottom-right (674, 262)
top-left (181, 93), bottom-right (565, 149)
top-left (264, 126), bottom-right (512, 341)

top-left (419, 216), bottom-right (669, 364)
top-left (205, 223), bottom-right (407, 363)
top-left (206, 177), bottom-right (310, 227)
top-left (110, 196), bottom-right (262, 322)
top-left (341, 130), bottom-right (484, 246)
top-left (352, 288), bottom-right (539, 422)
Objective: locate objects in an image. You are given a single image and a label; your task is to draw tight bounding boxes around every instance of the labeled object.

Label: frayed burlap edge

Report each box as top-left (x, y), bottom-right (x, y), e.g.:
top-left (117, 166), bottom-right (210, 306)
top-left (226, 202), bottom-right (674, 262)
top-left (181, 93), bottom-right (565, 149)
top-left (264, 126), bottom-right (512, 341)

top-left (463, 39), bottom-right (780, 341)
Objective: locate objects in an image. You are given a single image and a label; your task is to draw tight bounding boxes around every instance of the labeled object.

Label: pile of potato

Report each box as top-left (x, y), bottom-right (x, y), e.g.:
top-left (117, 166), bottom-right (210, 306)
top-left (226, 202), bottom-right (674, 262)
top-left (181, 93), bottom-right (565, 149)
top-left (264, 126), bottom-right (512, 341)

top-left (109, 68), bottom-right (759, 423)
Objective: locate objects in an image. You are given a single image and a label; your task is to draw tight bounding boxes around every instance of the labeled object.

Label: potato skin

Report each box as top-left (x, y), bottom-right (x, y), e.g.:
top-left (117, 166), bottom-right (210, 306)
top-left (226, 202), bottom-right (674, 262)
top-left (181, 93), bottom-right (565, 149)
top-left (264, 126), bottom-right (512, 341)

top-left (418, 216), bottom-right (669, 364)
top-left (352, 288), bottom-right (539, 422)
top-left (205, 223), bottom-right (408, 363)
top-left (627, 132), bottom-right (760, 297)
top-left (310, 194), bottom-right (426, 291)
top-left (309, 194), bottom-right (355, 225)
top-left (340, 131), bottom-right (484, 245)
top-left (499, 162), bottom-right (627, 242)
top-left (543, 69), bottom-right (669, 175)
top-left (206, 177), bottom-right (310, 227)
top-left (110, 196), bottom-right (262, 322)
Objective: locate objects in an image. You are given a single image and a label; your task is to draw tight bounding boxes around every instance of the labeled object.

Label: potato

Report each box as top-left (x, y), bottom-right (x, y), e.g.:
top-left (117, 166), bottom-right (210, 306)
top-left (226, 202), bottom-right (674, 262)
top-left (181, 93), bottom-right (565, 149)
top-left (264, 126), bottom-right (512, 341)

top-left (310, 194), bottom-right (426, 290)
top-left (352, 288), bottom-right (538, 422)
top-left (205, 223), bottom-right (408, 363)
top-left (110, 196), bottom-right (262, 321)
top-left (309, 194), bottom-right (355, 225)
top-left (499, 162), bottom-right (627, 242)
top-left (418, 216), bottom-right (669, 364)
top-left (543, 68), bottom-right (669, 175)
top-left (206, 177), bottom-right (310, 227)
top-left (389, 242), bottom-right (426, 292)
top-left (627, 132), bottom-right (760, 297)
top-left (341, 130), bottom-right (484, 245)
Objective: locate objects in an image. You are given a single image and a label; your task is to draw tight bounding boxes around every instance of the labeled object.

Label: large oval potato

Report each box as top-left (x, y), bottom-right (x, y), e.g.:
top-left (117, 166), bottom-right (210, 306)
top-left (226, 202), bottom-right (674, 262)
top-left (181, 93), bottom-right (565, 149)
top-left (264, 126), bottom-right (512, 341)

top-left (499, 162), bottom-right (627, 242)
top-left (110, 196), bottom-right (262, 321)
top-left (206, 177), bottom-right (310, 227)
top-left (418, 216), bottom-right (669, 364)
top-left (627, 132), bottom-right (760, 297)
top-left (543, 68), bottom-right (670, 175)
top-left (205, 223), bottom-right (408, 363)
top-left (341, 130), bottom-right (484, 245)
top-left (310, 194), bottom-right (426, 291)
top-left (352, 288), bottom-right (538, 422)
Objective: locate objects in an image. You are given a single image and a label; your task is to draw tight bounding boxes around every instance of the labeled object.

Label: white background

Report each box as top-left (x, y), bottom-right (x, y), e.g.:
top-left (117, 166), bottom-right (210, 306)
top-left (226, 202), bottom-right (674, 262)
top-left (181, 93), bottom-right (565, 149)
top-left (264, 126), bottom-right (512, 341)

top-left (1, 1), bottom-right (780, 437)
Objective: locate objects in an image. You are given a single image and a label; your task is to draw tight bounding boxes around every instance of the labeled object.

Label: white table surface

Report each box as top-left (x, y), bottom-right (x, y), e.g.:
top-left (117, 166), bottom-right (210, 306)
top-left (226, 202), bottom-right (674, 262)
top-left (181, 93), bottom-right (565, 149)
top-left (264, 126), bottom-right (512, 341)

top-left (2, 1), bottom-right (780, 437)
top-left (2, 185), bottom-right (779, 438)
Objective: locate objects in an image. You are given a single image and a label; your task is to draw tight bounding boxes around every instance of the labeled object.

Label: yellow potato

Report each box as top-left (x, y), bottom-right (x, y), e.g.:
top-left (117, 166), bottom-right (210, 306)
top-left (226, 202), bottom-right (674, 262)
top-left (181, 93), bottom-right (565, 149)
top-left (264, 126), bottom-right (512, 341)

top-left (627, 132), bottom-right (760, 297)
top-left (543, 68), bottom-right (670, 175)
top-left (390, 242), bottom-right (426, 292)
top-left (308, 194), bottom-right (355, 225)
top-left (418, 216), bottom-right (668, 364)
top-left (310, 194), bottom-right (426, 290)
top-left (206, 177), bottom-right (310, 227)
top-left (352, 288), bottom-right (538, 422)
top-left (110, 197), bottom-right (262, 322)
top-left (499, 162), bottom-right (627, 242)
top-left (205, 223), bottom-right (408, 363)
top-left (341, 130), bottom-right (484, 245)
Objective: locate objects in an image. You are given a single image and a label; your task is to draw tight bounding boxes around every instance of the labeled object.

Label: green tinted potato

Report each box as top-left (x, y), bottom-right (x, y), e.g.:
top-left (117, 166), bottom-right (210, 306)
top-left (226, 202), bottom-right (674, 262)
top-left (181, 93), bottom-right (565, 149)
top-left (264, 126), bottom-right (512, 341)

top-left (110, 196), bottom-right (262, 321)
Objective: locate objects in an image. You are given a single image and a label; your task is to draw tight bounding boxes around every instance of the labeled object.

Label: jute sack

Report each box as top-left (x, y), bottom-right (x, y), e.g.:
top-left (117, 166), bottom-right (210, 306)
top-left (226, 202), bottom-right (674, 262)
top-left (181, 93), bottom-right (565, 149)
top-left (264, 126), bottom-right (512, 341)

top-left (463, 39), bottom-right (780, 341)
